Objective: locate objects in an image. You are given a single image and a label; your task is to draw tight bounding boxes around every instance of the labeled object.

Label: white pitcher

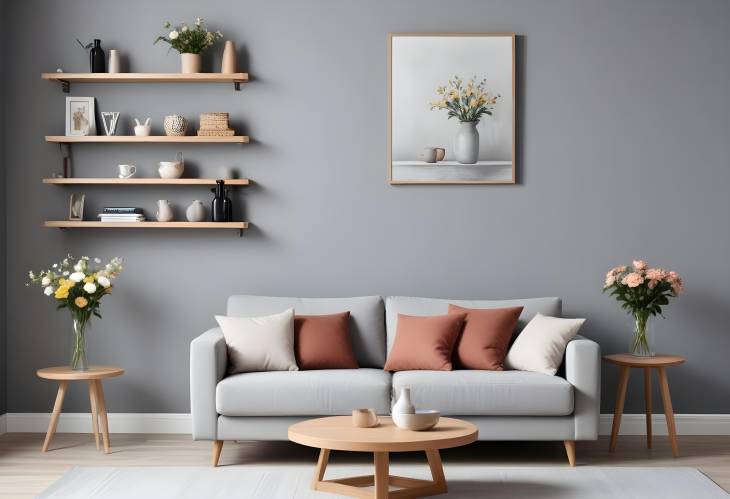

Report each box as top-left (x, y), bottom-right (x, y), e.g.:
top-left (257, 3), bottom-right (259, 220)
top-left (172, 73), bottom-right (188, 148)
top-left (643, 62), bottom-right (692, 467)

top-left (156, 200), bottom-right (174, 222)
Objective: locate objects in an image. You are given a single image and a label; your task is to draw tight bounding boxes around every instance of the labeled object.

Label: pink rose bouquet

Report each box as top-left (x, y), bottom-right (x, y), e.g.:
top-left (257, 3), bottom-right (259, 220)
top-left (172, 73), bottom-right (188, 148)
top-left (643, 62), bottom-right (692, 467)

top-left (603, 260), bottom-right (683, 356)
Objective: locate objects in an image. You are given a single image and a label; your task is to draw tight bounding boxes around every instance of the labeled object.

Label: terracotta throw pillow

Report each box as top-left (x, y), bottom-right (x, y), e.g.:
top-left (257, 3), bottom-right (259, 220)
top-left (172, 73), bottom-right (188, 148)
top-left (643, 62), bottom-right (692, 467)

top-left (384, 313), bottom-right (466, 371)
top-left (448, 304), bottom-right (524, 370)
top-left (294, 312), bottom-right (358, 370)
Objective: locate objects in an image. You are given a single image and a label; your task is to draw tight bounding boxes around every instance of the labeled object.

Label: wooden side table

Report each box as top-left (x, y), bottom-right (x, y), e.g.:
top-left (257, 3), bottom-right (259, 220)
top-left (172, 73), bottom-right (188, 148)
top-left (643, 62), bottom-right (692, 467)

top-left (36, 365), bottom-right (124, 454)
top-left (602, 354), bottom-right (684, 457)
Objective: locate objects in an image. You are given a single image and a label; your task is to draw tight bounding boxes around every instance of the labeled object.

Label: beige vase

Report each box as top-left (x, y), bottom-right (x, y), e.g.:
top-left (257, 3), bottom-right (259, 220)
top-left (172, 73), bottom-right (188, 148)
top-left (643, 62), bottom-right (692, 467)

top-left (221, 41), bottom-right (237, 74)
top-left (180, 53), bottom-right (202, 74)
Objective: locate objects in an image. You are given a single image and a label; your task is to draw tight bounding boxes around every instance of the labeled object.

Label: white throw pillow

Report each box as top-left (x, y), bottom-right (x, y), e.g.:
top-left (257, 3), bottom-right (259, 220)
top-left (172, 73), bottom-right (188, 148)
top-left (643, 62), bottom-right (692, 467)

top-left (215, 308), bottom-right (299, 373)
top-left (504, 313), bottom-right (585, 375)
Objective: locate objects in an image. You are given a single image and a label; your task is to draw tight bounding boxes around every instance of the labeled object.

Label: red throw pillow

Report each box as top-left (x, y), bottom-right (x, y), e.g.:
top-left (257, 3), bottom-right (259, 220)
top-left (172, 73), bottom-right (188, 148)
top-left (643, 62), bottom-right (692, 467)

top-left (448, 304), bottom-right (523, 370)
top-left (294, 312), bottom-right (358, 369)
top-left (384, 313), bottom-right (466, 371)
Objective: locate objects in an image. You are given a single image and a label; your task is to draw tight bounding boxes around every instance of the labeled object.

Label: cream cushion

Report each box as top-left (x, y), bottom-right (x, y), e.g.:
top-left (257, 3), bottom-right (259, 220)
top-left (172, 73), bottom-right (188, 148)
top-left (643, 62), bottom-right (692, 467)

top-left (215, 309), bottom-right (298, 373)
top-left (505, 313), bottom-right (586, 375)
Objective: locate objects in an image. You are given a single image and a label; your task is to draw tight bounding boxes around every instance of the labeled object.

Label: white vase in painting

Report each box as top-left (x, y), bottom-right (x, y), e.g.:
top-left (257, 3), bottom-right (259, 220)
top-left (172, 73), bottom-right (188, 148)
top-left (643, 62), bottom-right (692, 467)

top-left (180, 53), bottom-right (202, 73)
top-left (455, 121), bottom-right (479, 164)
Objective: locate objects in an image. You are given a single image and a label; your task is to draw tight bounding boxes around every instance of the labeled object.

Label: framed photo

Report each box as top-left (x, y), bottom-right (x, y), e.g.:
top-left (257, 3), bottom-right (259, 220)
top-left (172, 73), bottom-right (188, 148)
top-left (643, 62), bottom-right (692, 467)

top-left (65, 97), bottom-right (96, 136)
top-left (388, 33), bottom-right (516, 184)
top-left (68, 194), bottom-right (85, 221)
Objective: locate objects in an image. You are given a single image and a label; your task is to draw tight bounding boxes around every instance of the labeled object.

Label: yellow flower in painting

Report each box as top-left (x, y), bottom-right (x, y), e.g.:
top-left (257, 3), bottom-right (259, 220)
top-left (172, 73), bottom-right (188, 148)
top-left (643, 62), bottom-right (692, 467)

top-left (74, 296), bottom-right (88, 308)
top-left (469, 97), bottom-right (477, 108)
top-left (436, 86), bottom-right (445, 94)
top-left (449, 89), bottom-right (459, 100)
top-left (54, 286), bottom-right (70, 299)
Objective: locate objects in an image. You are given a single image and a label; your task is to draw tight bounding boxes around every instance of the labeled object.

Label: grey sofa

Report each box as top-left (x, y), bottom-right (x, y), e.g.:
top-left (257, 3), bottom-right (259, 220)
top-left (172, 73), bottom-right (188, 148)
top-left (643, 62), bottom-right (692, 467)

top-left (190, 295), bottom-right (601, 466)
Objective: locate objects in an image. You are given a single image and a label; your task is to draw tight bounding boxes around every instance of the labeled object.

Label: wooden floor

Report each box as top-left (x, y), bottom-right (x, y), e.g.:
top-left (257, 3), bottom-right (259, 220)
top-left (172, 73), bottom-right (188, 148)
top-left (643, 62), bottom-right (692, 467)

top-left (0, 433), bottom-right (728, 497)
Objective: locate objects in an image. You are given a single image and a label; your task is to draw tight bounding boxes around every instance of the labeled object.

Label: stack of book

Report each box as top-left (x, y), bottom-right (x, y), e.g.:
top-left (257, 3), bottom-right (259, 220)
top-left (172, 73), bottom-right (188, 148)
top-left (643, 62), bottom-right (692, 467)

top-left (98, 207), bottom-right (146, 223)
top-left (197, 112), bottom-right (235, 136)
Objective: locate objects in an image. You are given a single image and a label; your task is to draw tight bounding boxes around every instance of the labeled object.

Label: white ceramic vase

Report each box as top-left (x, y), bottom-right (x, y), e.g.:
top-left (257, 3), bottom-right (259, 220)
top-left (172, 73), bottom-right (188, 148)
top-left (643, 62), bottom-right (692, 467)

top-left (156, 200), bottom-right (174, 222)
top-left (455, 120), bottom-right (479, 164)
top-left (181, 53), bottom-right (202, 74)
top-left (186, 200), bottom-right (206, 222)
top-left (108, 49), bottom-right (121, 73)
top-left (221, 41), bottom-right (236, 73)
top-left (163, 115), bottom-right (188, 136)
top-left (392, 387), bottom-right (415, 415)
top-left (158, 161), bottom-right (184, 179)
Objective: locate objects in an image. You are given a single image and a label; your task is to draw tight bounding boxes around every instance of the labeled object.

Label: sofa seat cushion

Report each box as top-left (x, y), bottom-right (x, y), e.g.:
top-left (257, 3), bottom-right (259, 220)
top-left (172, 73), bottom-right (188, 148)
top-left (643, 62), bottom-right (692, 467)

top-left (216, 368), bottom-right (391, 416)
top-left (392, 370), bottom-right (574, 416)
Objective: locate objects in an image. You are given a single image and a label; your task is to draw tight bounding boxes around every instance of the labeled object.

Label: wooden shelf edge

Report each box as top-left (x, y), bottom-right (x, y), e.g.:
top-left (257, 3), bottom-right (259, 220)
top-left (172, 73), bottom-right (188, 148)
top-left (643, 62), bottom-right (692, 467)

top-left (44, 221), bottom-right (249, 229)
top-left (42, 72), bottom-right (249, 83)
top-left (42, 178), bottom-right (250, 185)
top-left (45, 135), bottom-right (250, 144)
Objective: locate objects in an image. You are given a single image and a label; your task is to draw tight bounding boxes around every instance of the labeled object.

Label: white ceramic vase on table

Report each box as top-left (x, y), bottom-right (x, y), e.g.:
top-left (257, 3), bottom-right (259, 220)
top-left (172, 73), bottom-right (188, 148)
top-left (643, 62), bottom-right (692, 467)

top-left (392, 387), bottom-right (415, 415)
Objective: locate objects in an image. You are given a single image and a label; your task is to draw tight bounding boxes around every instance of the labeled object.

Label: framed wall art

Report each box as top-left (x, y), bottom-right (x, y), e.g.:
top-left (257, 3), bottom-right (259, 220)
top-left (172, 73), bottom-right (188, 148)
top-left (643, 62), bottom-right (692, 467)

top-left (388, 33), bottom-right (515, 184)
top-left (65, 96), bottom-right (97, 136)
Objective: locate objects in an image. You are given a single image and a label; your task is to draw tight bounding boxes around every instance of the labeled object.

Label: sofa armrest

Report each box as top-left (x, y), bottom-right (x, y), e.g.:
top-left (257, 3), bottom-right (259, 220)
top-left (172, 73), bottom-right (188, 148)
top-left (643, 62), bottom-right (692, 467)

top-left (190, 327), bottom-right (227, 440)
top-left (565, 334), bottom-right (601, 440)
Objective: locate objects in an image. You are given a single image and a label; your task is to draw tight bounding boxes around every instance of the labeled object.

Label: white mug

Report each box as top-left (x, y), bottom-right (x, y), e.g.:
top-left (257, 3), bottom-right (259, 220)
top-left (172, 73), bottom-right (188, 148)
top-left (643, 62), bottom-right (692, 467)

top-left (118, 164), bottom-right (137, 178)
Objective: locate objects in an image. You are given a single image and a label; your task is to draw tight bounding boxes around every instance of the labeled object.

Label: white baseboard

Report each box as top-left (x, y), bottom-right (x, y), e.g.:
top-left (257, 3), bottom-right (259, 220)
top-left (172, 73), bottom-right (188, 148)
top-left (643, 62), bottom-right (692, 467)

top-left (3, 413), bottom-right (730, 435)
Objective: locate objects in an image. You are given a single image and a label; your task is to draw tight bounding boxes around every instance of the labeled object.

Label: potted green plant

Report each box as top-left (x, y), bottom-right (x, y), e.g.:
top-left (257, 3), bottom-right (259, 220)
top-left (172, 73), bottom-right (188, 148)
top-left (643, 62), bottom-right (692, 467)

top-left (155, 17), bottom-right (223, 73)
top-left (27, 255), bottom-right (124, 370)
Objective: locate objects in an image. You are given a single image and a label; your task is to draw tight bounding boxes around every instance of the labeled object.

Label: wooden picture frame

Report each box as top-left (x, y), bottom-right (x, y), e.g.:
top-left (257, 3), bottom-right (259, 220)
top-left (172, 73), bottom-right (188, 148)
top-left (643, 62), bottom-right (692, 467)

top-left (65, 96), bottom-right (96, 136)
top-left (388, 33), bottom-right (516, 184)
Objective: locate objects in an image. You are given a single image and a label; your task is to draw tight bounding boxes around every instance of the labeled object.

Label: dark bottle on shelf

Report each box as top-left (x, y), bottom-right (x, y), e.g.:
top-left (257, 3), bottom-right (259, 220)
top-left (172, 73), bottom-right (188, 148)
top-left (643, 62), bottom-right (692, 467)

top-left (212, 180), bottom-right (225, 222)
top-left (222, 186), bottom-right (233, 222)
top-left (90, 39), bottom-right (106, 73)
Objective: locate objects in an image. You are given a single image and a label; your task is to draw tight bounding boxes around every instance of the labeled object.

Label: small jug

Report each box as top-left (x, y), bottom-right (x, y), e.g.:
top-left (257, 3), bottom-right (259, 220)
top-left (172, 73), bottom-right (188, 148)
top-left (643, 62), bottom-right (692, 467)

top-left (156, 200), bottom-right (174, 222)
top-left (392, 387), bottom-right (415, 415)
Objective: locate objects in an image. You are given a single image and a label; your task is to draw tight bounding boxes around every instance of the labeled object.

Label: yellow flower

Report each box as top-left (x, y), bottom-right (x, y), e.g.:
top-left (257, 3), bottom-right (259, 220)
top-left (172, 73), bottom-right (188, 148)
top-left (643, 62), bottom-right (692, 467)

top-left (469, 97), bottom-right (477, 108)
top-left (83, 274), bottom-right (96, 284)
top-left (74, 296), bottom-right (88, 308)
top-left (55, 287), bottom-right (70, 299)
top-left (436, 86), bottom-right (445, 95)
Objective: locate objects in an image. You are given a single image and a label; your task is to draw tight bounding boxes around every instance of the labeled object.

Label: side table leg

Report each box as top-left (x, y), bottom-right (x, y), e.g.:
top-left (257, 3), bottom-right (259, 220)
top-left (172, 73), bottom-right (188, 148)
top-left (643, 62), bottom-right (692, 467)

top-left (42, 381), bottom-right (68, 452)
top-left (93, 380), bottom-right (112, 454)
top-left (657, 367), bottom-right (679, 457)
top-left (88, 381), bottom-right (100, 449)
top-left (374, 451), bottom-right (389, 499)
top-left (609, 366), bottom-right (631, 452)
top-left (644, 367), bottom-right (653, 449)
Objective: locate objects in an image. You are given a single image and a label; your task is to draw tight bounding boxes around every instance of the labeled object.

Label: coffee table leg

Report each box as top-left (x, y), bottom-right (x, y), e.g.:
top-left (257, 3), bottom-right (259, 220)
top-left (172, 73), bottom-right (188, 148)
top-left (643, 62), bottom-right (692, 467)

top-left (609, 366), bottom-right (631, 452)
top-left (312, 448), bottom-right (330, 488)
top-left (374, 451), bottom-right (389, 499)
top-left (426, 449), bottom-right (448, 493)
top-left (42, 381), bottom-right (68, 452)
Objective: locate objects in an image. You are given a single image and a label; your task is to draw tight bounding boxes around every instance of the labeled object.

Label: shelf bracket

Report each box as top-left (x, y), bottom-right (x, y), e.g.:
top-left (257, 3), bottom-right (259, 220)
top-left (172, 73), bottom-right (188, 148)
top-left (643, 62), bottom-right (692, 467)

top-left (60, 80), bottom-right (70, 93)
top-left (234, 82), bottom-right (241, 91)
top-left (239, 228), bottom-right (244, 237)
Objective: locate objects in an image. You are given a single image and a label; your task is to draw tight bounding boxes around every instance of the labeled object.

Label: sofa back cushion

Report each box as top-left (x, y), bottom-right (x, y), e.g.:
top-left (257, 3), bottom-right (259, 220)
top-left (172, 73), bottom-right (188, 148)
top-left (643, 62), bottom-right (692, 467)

top-left (385, 296), bottom-right (562, 355)
top-left (227, 295), bottom-right (386, 368)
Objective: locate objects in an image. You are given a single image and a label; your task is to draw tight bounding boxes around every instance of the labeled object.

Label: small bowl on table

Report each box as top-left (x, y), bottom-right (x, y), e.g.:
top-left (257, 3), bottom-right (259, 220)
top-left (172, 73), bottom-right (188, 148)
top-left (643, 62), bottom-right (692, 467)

top-left (352, 408), bottom-right (379, 428)
top-left (392, 410), bottom-right (440, 431)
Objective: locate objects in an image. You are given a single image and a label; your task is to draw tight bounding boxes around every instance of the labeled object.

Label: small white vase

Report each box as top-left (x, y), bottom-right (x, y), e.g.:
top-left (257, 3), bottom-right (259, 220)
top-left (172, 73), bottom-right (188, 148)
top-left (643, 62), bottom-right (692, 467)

top-left (156, 200), bottom-right (174, 222)
top-left (455, 120), bottom-right (480, 164)
top-left (108, 49), bottom-right (121, 73)
top-left (392, 387), bottom-right (415, 415)
top-left (186, 200), bottom-right (206, 222)
top-left (181, 53), bottom-right (202, 74)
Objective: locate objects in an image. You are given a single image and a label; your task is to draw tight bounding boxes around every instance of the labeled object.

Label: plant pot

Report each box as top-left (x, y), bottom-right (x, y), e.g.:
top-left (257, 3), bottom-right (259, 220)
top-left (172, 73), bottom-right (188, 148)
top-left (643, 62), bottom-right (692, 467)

top-left (180, 53), bottom-right (202, 74)
top-left (455, 120), bottom-right (479, 164)
top-left (630, 312), bottom-right (656, 357)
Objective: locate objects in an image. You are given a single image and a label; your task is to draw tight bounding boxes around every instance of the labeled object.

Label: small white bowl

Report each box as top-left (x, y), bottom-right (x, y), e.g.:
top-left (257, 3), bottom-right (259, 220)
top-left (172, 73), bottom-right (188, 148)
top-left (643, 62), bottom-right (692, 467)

top-left (392, 410), bottom-right (440, 431)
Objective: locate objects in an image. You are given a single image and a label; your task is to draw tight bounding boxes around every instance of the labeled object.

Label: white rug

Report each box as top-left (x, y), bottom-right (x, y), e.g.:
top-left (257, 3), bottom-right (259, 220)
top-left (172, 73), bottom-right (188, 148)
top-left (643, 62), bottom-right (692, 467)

top-left (37, 465), bottom-right (728, 498)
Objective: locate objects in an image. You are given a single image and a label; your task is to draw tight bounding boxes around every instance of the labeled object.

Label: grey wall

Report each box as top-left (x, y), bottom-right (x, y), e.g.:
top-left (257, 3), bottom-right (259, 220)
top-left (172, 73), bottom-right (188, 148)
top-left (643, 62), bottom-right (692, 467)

top-left (0, 0), bottom-right (7, 415)
top-left (4, 0), bottom-right (730, 415)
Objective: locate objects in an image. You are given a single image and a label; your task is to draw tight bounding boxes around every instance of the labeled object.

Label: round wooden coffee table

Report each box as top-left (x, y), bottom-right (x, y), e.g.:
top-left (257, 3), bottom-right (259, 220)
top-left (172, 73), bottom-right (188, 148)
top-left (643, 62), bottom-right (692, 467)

top-left (288, 416), bottom-right (477, 499)
top-left (36, 365), bottom-right (124, 454)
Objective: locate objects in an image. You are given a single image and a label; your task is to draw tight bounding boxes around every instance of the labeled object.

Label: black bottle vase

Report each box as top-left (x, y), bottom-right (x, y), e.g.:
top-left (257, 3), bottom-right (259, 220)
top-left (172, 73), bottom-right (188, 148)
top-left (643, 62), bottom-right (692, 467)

top-left (90, 39), bottom-right (106, 73)
top-left (222, 187), bottom-right (233, 222)
top-left (212, 180), bottom-right (225, 222)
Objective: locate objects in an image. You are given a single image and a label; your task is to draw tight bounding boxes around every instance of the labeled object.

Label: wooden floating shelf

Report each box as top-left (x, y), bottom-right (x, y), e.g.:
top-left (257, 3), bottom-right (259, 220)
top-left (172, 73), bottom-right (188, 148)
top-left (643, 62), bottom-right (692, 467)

top-left (45, 135), bottom-right (249, 144)
top-left (43, 178), bottom-right (250, 185)
top-left (44, 221), bottom-right (249, 235)
top-left (42, 72), bottom-right (249, 92)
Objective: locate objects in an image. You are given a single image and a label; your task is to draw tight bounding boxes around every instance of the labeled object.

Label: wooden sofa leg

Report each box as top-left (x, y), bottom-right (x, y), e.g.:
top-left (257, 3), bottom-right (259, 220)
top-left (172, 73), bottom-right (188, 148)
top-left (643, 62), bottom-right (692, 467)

top-left (213, 440), bottom-right (224, 467)
top-left (564, 440), bottom-right (576, 467)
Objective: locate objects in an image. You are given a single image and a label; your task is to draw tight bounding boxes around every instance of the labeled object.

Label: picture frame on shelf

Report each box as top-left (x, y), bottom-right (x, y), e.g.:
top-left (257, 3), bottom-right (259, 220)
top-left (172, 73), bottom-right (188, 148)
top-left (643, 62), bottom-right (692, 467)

top-left (388, 33), bottom-right (516, 184)
top-left (65, 97), bottom-right (96, 136)
top-left (68, 194), bottom-right (85, 221)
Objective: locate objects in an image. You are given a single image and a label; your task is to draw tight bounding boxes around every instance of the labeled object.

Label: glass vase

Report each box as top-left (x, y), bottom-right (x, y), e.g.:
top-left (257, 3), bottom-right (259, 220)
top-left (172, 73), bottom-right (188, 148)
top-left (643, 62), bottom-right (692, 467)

top-left (629, 311), bottom-right (655, 357)
top-left (71, 318), bottom-right (89, 371)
